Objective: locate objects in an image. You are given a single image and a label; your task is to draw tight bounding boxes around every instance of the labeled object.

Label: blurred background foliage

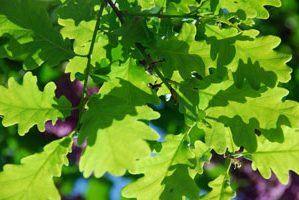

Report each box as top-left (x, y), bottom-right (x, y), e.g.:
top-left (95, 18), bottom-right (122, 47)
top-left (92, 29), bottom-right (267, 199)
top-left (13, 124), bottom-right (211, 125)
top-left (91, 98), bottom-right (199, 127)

top-left (0, 0), bottom-right (299, 199)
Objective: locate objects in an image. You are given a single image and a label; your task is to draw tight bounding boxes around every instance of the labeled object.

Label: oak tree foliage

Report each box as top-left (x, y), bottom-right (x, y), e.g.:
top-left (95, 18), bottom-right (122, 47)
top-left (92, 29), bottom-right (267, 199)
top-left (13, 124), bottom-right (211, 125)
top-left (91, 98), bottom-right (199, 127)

top-left (0, 0), bottom-right (297, 199)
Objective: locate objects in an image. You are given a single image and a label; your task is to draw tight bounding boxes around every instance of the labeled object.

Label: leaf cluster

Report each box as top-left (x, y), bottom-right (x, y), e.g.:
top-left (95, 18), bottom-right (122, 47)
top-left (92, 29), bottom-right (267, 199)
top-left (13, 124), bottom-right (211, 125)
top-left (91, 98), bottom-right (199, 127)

top-left (0, 0), bottom-right (298, 199)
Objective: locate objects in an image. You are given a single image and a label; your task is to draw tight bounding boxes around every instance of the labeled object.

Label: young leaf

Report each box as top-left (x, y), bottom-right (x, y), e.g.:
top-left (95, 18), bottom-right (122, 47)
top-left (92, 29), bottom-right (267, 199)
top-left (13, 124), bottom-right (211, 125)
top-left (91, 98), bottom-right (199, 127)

top-left (215, 0), bottom-right (281, 19)
top-left (200, 174), bottom-right (236, 200)
top-left (0, 72), bottom-right (72, 135)
top-left (248, 126), bottom-right (299, 184)
top-left (0, 137), bottom-right (73, 200)
top-left (130, 0), bottom-right (198, 13)
top-left (59, 19), bottom-right (109, 80)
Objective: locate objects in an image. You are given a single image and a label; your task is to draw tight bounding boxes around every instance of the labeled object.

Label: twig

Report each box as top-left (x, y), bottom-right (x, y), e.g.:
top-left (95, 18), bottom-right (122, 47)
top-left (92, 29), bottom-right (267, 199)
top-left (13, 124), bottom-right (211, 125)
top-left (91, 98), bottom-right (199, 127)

top-left (122, 0), bottom-right (210, 19)
top-left (106, 0), bottom-right (124, 24)
top-left (123, 12), bottom-right (198, 19)
top-left (75, 0), bottom-right (107, 131)
top-left (134, 43), bottom-right (173, 92)
top-left (106, 1), bottom-right (176, 95)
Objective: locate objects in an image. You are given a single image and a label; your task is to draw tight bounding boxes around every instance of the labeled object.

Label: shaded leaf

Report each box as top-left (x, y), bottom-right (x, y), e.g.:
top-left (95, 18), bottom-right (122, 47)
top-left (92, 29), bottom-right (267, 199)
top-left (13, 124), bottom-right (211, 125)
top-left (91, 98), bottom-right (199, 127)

top-left (206, 87), bottom-right (299, 131)
top-left (150, 23), bottom-right (208, 79)
top-left (0, 0), bottom-right (73, 69)
top-left (79, 95), bottom-right (160, 177)
top-left (100, 59), bottom-right (160, 105)
top-left (123, 134), bottom-right (208, 200)
top-left (205, 25), bottom-right (292, 84)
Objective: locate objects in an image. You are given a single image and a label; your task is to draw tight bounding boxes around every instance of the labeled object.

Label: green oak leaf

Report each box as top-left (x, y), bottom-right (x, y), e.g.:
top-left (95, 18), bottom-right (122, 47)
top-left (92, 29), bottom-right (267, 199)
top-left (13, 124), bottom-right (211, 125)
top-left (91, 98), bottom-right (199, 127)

top-left (100, 59), bottom-right (160, 105)
top-left (222, 116), bottom-right (259, 153)
top-left (248, 126), bottom-right (299, 184)
top-left (59, 19), bottom-right (94, 55)
top-left (233, 59), bottom-right (277, 90)
top-left (56, 0), bottom-right (98, 24)
top-left (197, 77), bottom-right (299, 151)
top-left (206, 87), bottom-right (299, 131)
top-left (216, 0), bottom-right (281, 19)
top-left (58, 19), bottom-right (108, 80)
top-left (160, 165), bottom-right (200, 200)
top-left (192, 140), bottom-right (212, 174)
top-left (200, 174), bottom-right (236, 200)
top-left (200, 119), bottom-right (238, 154)
top-left (122, 134), bottom-right (208, 200)
top-left (132, 0), bottom-right (198, 13)
top-left (205, 24), bottom-right (240, 40)
top-left (0, 136), bottom-right (73, 200)
top-left (196, 78), bottom-right (287, 152)
top-left (135, 0), bottom-right (167, 10)
top-left (119, 17), bottom-right (155, 46)
top-left (168, 0), bottom-right (199, 13)
top-left (65, 56), bottom-right (88, 81)
top-left (0, 0), bottom-right (73, 69)
top-left (233, 34), bottom-right (292, 84)
top-left (204, 25), bottom-right (292, 84)
top-left (0, 72), bottom-right (72, 135)
top-left (79, 95), bottom-right (160, 177)
top-left (150, 23), bottom-right (206, 79)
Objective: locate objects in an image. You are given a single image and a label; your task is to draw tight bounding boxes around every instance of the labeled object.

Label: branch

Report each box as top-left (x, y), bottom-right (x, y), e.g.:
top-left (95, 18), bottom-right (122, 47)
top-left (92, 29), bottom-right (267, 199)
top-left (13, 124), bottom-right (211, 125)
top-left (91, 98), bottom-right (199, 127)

top-left (106, 0), bottom-right (124, 24)
top-left (123, 12), bottom-right (199, 19)
top-left (135, 43), bottom-right (172, 88)
top-left (75, 0), bottom-right (107, 131)
top-left (122, 0), bottom-right (210, 19)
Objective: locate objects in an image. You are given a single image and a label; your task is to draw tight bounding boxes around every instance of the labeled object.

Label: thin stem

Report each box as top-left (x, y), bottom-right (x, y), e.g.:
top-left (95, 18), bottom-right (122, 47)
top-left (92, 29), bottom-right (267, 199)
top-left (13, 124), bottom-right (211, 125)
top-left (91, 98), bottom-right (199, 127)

top-left (75, 1), bottom-right (106, 131)
top-left (124, 12), bottom-right (198, 19)
top-left (226, 160), bottom-right (232, 175)
top-left (134, 43), bottom-right (174, 92)
top-left (153, 68), bottom-right (174, 92)
top-left (106, 1), bottom-right (177, 94)
top-left (106, 0), bottom-right (124, 24)
top-left (123, 0), bottom-right (211, 19)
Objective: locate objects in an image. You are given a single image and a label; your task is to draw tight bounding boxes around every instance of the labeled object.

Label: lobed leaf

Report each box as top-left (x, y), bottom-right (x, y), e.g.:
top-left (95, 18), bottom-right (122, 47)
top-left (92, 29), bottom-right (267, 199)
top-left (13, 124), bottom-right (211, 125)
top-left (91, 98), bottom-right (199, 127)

top-left (79, 95), bottom-right (160, 177)
top-left (204, 25), bottom-right (292, 85)
top-left (249, 126), bottom-right (299, 184)
top-left (0, 137), bottom-right (73, 200)
top-left (0, 0), bottom-right (73, 69)
top-left (123, 134), bottom-right (210, 200)
top-left (200, 174), bottom-right (236, 200)
top-left (100, 58), bottom-right (160, 105)
top-left (215, 0), bottom-right (281, 19)
top-left (150, 23), bottom-right (207, 79)
top-left (206, 87), bottom-right (299, 131)
top-left (0, 72), bottom-right (72, 135)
